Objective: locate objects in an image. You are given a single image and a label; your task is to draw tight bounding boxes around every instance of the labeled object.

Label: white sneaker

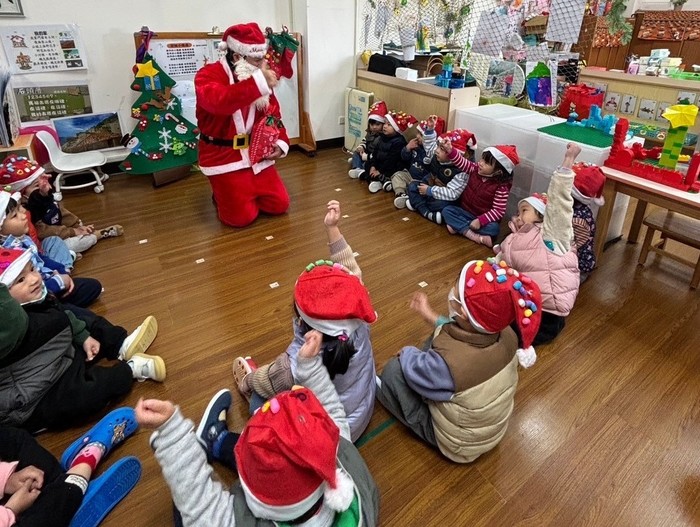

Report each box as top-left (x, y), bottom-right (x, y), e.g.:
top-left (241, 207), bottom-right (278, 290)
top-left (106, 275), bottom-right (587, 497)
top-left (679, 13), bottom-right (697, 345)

top-left (394, 193), bottom-right (408, 209)
top-left (348, 168), bottom-right (364, 179)
top-left (118, 316), bottom-right (158, 361)
top-left (127, 353), bottom-right (166, 382)
top-left (382, 181), bottom-right (393, 192)
top-left (406, 199), bottom-right (415, 211)
top-left (347, 157), bottom-right (353, 165)
top-left (368, 181), bottom-right (383, 193)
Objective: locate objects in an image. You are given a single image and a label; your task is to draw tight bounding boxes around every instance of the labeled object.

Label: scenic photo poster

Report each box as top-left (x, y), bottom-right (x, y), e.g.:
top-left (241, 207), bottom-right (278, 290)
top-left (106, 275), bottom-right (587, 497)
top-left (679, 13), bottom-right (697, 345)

top-left (51, 112), bottom-right (124, 153)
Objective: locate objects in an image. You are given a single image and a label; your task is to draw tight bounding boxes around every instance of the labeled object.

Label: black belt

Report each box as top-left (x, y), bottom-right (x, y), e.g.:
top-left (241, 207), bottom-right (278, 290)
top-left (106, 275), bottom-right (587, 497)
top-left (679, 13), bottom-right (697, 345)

top-left (200, 133), bottom-right (249, 149)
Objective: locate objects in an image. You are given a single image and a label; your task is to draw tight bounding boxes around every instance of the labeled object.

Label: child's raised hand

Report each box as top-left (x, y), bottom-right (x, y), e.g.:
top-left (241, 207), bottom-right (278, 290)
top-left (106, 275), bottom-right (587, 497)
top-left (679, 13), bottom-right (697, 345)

top-left (83, 336), bottom-right (100, 362)
top-left (407, 138), bottom-right (419, 150)
top-left (324, 200), bottom-right (341, 228)
top-left (5, 466), bottom-right (44, 494)
top-left (438, 137), bottom-right (453, 155)
top-left (426, 115), bottom-right (438, 129)
top-left (135, 398), bottom-right (176, 429)
top-left (563, 143), bottom-right (582, 169)
top-left (410, 291), bottom-right (430, 314)
top-left (5, 480), bottom-right (40, 516)
top-left (298, 330), bottom-right (323, 359)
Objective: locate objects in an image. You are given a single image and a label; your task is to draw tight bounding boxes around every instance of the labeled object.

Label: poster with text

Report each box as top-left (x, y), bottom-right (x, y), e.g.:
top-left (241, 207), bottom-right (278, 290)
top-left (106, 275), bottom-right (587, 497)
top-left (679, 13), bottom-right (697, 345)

top-left (0, 24), bottom-right (87, 74)
top-left (12, 82), bottom-right (91, 122)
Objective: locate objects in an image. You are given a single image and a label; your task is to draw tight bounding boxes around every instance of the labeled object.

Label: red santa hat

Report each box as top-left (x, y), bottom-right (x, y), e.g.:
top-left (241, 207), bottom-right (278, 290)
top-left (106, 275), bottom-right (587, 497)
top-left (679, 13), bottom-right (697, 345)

top-left (294, 261), bottom-right (376, 338)
top-left (572, 162), bottom-right (606, 207)
top-left (0, 190), bottom-right (21, 228)
top-left (0, 248), bottom-right (32, 287)
top-left (519, 192), bottom-right (548, 217)
top-left (0, 155), bottom-right (45, 193)
top-left (484, 144), bottom-right (519, 174)
top-left (385, 111), bottom-right (416, 134)
top-left (368, 101), bottom-right (388, 123)
top-left (235, 386), bottom-right (355, 521)
top-left (457, 259), bottom-right (542, 368)
top-left (219, 23), bottom-right (268, 58)
top-left (439, 129), bottom-right (477, 154)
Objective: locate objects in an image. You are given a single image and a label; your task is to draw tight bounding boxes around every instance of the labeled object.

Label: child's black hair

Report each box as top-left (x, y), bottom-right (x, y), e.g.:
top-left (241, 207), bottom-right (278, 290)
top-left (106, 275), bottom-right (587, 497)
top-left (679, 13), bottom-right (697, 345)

top-left (4, 197), bottom-right (18, 217)
top-left (481, 150), bottom-right (513, 184)
top-left (365, 118), bottom-right (384, 134)
top-left (294, 306), bottom-right (357, 379)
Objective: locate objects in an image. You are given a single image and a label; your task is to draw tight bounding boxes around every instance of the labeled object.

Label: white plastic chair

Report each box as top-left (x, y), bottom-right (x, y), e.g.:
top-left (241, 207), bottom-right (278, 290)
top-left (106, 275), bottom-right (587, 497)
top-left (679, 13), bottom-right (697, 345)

top-left (35, 130), bottom-right (108, 201)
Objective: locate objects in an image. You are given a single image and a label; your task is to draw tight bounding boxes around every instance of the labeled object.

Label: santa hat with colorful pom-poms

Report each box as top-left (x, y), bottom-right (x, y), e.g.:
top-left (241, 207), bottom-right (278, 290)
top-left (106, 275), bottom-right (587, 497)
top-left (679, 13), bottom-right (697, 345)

top-left (456, 259), bottom-right (542, 368)
top-left (235, 386), bottom-right (356, 521)
top-left (218, 22), bottom-right (268, 58)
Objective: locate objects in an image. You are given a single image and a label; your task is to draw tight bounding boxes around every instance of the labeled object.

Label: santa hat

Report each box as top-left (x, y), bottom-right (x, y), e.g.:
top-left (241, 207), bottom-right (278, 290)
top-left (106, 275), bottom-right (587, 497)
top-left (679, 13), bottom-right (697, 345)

top-left (0, 155), bottom-right (45, 193)
top-left (385, 111), bottom-right (416, 134)
top-left (439, 129), bottom-right (477, 154)
top-left (219, 23), bottom-right (267, 58)
top-left (0, 190), bottom-right (21, 228)
top-left (235, 386), bottom-right (355, 521)
top-left (0, 248), bottom-right (32, 287)
top-left (572, 162), bottom-right (606, 207)
top-left (368, 101), bottom-right (388, 123)
top-left (294, 261), bottom-right (376, 338)
top-left (519, 193), bottom-right (548, 217)
top-left (457, 259), bottom-right (542, 368)
top-left (484, 144), bottom-right (519, 174)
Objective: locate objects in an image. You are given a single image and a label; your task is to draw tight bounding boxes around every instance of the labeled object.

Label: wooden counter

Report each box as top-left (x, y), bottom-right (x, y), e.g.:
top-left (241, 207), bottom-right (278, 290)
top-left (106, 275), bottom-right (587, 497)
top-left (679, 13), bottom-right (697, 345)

top-left (355, 69), bottom-right (480, 130)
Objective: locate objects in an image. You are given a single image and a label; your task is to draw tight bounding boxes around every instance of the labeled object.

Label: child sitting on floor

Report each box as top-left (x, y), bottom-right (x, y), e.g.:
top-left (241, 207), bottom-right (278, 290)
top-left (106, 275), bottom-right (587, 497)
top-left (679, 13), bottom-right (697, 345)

top-left (0, 407), bottom-right (140, 527)
top-left (390, 117), bottom-right (433, 209)
top-left (0, 249), bottom-right (165, 433)
top-left (406, 128), bottom-right (477, 225)
top-left (136, 329), bottom-right (379, 527)
top-left (440, 143), bottom-right (519, 247)
top-left (357, 111), bottom-right (411, 194)
top-left (571, 162), bottom-right (606, 281)
top-left (495, 143), bottom-right (582, 344)
top-left (19, 171), bottom-right (122, 257)
top-left (232, 200), bottom-right (377, 442)
top-left (348, 101), bottom-right (386, 179)
top-left (376, 258), bottom-right (542, 463)
top-left (1, 190), bottom-right (101, 309)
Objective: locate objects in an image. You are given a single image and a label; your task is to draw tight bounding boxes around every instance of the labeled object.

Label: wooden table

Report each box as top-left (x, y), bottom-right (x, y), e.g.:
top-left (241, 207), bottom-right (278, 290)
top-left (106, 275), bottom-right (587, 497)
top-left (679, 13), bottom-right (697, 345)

top-left (594, 166), bottom-right (700, 263)
top-left (0, 134), bottom-right (36, 161)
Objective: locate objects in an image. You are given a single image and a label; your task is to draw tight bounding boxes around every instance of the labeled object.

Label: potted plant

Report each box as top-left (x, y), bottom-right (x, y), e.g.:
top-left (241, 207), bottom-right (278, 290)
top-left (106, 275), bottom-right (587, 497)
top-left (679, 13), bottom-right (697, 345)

top-left (671, 0), bottom-right (687, 11)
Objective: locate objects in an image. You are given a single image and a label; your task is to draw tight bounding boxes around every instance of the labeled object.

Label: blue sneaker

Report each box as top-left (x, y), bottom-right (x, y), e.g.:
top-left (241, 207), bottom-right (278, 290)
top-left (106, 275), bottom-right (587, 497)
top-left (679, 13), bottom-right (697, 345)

top-left (69, 456), bottom-right (141, 527)
top-left (196, 389), bottom-right (232, 459)
top-left (61, 408), bottom-right (138, 471)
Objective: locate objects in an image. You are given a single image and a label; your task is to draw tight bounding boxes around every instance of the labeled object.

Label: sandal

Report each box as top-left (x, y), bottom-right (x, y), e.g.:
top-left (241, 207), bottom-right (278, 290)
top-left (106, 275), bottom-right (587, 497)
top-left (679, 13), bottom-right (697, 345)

top-left (61, 407), bottom-right (138, 470)
top-left (232, 356), bottom-right (257, 391)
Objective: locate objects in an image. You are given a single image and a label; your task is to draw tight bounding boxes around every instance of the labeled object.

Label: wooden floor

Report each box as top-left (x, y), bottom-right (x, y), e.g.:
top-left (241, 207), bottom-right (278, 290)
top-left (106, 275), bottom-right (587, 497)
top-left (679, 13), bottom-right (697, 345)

top-left (38, 148), bottom-right (700, 527)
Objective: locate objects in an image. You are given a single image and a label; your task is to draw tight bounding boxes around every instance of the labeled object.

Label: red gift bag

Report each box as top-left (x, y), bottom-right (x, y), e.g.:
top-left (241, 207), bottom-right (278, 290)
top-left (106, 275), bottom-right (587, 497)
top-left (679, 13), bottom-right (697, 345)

top-left (558, 85), bottom-right (605, 120)
top-left (249, 115), bottom-right (283, 165)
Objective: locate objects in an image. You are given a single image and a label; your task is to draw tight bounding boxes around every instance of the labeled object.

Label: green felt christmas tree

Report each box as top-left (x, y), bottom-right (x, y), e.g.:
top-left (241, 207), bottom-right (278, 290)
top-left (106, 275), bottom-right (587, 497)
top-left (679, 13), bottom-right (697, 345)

top-left (119, 53), bottom-right (198, 175)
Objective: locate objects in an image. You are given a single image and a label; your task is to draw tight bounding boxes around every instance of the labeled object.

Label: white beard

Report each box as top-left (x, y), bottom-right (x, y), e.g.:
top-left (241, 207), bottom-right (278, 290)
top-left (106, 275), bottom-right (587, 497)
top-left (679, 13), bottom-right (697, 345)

top-left (234, 58), bottom-right (270, 111)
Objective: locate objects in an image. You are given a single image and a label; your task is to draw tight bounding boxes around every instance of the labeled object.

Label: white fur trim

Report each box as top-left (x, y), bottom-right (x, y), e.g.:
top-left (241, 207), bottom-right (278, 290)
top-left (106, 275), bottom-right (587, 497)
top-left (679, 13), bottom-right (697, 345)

top-left (251, 68), bottom-right (272, 98)
top-left (239, 474), bottom-right (325, 521)
top-left (385, 113), bottom-right (400, 133)
top-left (571, 186), bottom-right (605, 207)
top-left (484, 146), bottom-right (514, 173)
top-left (0, 249), bottom-right (32, 287)
top-left (516, 346), bottom-right (537, 368)
top-left (276, 139), bottom-right (289, 157)
top-left (296, 305), bottom-right (362, 337)
top-left (200, 158), bottom-right (274, 176)
top-left (458, 261), bottom-right (495, 335)
top-left (0, 191), bottom-right (21, 226)
top-left (324, 468), bottom-right (355, 512)
top-left (6, 167), bottom-right (44, 193)
top-left (217, 41), bottom-right (228, 52)
top-left (227, 37), bottom-right (267, 58)
top-left (519, 196), bottom-right (546, 216)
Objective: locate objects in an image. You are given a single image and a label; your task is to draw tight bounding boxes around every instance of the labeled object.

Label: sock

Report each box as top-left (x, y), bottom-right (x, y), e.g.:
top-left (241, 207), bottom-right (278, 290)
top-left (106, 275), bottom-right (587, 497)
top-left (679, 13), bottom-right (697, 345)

top-left (64, 474), bottom-right (89, 495)
top-left (464, 229), bottom-right (493, 247)
top-left (69, 442), bottom-right (106, 472)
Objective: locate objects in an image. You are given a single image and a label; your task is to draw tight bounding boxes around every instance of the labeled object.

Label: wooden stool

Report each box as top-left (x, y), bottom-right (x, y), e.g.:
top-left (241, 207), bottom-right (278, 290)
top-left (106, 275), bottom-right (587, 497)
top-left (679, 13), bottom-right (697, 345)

top-left (638, 210), bottom-right (700, 289)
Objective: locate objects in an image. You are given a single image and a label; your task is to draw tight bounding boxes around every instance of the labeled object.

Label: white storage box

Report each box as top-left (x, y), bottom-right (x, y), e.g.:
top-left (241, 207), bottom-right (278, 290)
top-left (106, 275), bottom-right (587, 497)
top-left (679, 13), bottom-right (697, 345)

top-left (395, 67), bottom-right (418, 81)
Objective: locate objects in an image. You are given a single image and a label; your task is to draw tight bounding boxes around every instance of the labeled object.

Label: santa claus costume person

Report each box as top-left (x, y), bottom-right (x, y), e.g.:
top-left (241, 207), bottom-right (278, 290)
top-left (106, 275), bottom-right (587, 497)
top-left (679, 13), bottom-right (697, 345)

top-left (195, 22), bottom-right (290, 227)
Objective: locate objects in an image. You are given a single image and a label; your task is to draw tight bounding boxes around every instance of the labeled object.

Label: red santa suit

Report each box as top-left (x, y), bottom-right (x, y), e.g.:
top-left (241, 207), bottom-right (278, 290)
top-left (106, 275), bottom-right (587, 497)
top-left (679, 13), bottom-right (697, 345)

top-left (195, 55), bottom-right (290, 227)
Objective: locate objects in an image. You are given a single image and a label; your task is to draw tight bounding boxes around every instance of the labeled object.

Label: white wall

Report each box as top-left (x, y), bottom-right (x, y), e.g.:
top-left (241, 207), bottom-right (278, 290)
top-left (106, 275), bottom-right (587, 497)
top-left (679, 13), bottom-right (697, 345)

top-left (0, 0), bottom-right (291, 133)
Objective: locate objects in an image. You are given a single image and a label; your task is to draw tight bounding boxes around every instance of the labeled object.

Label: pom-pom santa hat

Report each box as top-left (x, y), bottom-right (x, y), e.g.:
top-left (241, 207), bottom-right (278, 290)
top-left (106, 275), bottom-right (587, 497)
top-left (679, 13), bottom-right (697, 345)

top-left (0, 248), bottom-right (32, 287)
top-left (0, 155), bottom-right (45, 193)
top-left (519, 192), bottom-right (548, 216)
top-left (439, 129), bottom-right (477, 154)
top-left (294, 261), bottom-right (376, 338)
top-left (385, 111), bottom-right (417, 134)
top-left (0, 190), bottom-right (21, 228)
top-left (368, 101), bottom-right (388, 123)
top-left (235, 386), bottom-right (355, 521)
top-left (484, 144), bottom-right (519, 174)
top-left (219, 23), bottom-right (268, 58)
top-left (457, 259), bottom-right (542, 368)
top-left (572, 162), bottom-right (606, 207)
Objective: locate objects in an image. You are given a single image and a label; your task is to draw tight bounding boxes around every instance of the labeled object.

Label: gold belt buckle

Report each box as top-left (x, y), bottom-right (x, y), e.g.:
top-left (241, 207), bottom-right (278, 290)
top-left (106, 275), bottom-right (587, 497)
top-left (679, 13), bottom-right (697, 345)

top-left (232, 133), bottom-right (249, 150)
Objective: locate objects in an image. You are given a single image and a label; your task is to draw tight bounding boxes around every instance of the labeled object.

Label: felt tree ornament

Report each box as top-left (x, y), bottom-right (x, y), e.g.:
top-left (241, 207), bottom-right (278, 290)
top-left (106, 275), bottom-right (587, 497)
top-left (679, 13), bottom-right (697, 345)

top-left (265, 27), bottom-right (299, 79)
top-left (249, 115), bottom-right (284, 165)
top-left (119, 52), bottom-right (198, 175)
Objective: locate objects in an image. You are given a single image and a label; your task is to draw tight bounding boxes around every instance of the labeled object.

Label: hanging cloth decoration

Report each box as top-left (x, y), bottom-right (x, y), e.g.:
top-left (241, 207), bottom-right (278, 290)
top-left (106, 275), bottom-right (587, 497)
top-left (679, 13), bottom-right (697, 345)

top-left (250, 115), bottom-right (284, 165)
top-left (265, 26), bottom-right (299, 79)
